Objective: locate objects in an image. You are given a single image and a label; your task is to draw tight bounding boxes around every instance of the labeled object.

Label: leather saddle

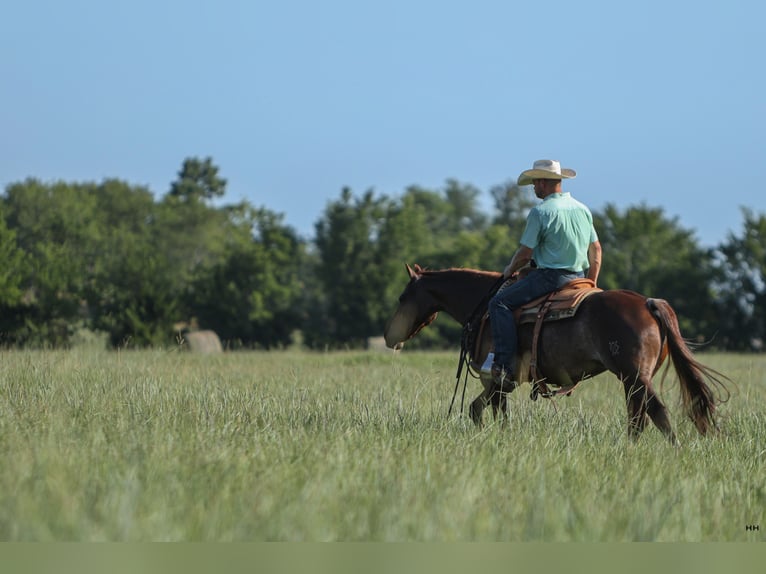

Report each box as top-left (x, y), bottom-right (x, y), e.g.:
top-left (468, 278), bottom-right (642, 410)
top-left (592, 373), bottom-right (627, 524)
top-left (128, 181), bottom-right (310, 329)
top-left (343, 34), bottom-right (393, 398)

top-left (473, 278), bottom-right (601, 357)
top-left (514, 278), bottom-right (601, 325)
top-left (472, 278), bottom-right (602, 397)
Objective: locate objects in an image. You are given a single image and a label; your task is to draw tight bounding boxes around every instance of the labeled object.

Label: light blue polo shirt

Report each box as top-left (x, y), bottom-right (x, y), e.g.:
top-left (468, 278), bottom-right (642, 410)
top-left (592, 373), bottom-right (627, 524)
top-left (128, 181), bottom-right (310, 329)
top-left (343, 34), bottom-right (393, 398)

top-left (519, 192), bottom-right (598, 272)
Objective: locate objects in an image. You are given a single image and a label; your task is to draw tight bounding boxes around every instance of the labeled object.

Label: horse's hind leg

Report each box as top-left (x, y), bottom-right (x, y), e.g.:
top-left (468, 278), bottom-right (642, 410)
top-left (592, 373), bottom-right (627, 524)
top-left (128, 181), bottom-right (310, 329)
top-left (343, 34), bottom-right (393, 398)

top-left (623, 376), bottom-right (677, 444)
top-left (623, 378), bottom-right (649, 440)
top-left (644, 386), bottom-right (678, 445)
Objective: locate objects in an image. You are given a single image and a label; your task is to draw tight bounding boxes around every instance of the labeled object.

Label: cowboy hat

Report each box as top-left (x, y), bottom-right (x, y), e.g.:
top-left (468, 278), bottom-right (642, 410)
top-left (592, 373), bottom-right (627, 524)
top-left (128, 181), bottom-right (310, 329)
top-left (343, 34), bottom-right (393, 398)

top-left (517, 159), bottom-right (576, 186)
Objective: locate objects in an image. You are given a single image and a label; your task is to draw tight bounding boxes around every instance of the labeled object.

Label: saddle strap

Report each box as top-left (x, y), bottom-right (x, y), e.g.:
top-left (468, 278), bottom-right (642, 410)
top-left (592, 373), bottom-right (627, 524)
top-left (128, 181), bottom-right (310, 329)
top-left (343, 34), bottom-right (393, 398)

top-left (529, 295), bottom-right (554, 389)
top-left (529, 294), bottom-right (584, 400)
top-left (471, 312), bottom-right (489, 369)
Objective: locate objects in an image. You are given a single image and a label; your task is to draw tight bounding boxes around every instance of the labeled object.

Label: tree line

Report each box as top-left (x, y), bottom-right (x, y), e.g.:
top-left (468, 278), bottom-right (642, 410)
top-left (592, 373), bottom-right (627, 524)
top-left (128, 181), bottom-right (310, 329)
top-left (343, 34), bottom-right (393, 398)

top-left (0, 157), bottom-right (763, 351)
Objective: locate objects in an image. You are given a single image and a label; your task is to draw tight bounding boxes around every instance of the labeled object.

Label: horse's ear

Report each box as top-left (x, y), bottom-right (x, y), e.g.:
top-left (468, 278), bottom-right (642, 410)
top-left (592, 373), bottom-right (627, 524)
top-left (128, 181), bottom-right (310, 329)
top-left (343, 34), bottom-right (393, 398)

top-left (406, 263), bottom-right (417, 278)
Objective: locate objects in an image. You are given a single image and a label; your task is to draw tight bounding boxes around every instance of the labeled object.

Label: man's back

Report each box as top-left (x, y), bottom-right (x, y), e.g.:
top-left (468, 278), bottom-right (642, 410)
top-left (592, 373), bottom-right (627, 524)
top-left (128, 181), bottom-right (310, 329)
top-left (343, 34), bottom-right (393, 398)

top-left (520, 192), bottom-right (597, 272)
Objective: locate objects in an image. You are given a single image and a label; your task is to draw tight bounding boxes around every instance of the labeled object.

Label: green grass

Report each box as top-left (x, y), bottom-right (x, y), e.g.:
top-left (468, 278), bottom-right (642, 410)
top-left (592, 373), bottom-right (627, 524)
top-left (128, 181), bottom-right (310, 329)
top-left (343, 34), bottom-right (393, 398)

top-left (0, 349), bottom-right (764, 541)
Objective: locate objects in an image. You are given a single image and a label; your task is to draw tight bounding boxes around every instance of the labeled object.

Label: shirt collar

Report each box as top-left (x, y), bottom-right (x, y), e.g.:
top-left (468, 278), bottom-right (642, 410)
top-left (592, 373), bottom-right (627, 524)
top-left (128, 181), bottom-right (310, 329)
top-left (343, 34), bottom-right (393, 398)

top-left (543, 192), bottom-right (570, 202)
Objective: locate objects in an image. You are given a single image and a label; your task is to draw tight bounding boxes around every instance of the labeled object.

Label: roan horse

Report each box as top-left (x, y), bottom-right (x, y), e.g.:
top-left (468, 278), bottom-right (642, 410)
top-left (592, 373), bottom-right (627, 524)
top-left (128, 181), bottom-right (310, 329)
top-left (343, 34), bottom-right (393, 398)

top-left (383, 264), bottom-right (730, 443)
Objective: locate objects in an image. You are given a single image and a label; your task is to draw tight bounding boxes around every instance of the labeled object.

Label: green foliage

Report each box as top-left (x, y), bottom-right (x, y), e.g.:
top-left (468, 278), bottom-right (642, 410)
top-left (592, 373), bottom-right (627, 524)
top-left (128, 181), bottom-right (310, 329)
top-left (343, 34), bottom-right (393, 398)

top-left (185, 205), bottom-right (306, 348)
top-left (168, 156), bottom-right (227, 202)
top-left (0, 209), bottom-right (27, 308)
top-left (309, 188), bottom-right (390, 348)
top-left (489, 180), bottom-right (535, 234)
top-left (307, 180), bottom-right (522, 349)
top-left (0, 179), bottom-right (103, 345)
top-left (0, 162), bottom-right (306, 349)
top-left (90, 235), bottom-right (181, 348)
top-left (79, 180), bottom-right (172, 347)
top-left (712, 208), bottom-right (766, 350)
top-left (594, 203), bottom-right (717, 339)
top-left (159, 168), bottom-right (235, 291)
top-left (0, 160), bottom-right (763, 351)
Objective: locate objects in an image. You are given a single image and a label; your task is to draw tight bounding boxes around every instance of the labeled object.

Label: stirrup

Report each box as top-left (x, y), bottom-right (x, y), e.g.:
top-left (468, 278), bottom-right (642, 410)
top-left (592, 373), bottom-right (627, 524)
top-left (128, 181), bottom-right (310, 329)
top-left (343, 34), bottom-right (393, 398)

top-left (479, 352), bottom-right (494, 375)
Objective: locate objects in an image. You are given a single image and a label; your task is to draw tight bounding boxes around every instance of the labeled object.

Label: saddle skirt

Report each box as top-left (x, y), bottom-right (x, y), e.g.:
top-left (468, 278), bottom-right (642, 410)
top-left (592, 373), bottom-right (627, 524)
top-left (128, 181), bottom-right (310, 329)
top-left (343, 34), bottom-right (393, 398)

top-left (514, 278), bottom-right (602, 325)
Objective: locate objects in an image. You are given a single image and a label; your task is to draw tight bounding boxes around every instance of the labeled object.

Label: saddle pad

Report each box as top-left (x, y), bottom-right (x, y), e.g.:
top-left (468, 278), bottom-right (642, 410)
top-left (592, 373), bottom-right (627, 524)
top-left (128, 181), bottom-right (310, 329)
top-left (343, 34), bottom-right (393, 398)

top-left (517, 279), bottom-right (602, 325)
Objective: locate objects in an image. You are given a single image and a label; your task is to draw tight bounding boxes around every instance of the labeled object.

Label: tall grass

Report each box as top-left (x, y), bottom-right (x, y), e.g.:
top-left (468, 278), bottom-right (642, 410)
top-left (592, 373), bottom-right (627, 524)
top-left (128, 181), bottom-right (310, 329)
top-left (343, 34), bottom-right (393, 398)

top-left (0, 349), bottom-right (763, 541)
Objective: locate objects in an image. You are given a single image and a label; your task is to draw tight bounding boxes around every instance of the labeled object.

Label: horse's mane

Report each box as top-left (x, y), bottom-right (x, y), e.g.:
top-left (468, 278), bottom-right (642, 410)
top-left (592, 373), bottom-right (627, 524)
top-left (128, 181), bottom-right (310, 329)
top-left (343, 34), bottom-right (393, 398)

top-left (416, 266), bottom-right (501, 280)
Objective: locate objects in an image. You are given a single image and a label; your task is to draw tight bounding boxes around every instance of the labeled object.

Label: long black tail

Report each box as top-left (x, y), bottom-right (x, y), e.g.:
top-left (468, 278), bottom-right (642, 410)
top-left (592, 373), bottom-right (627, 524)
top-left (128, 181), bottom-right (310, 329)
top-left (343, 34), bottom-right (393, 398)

top-left (647, 298), bottom-right (730, 435)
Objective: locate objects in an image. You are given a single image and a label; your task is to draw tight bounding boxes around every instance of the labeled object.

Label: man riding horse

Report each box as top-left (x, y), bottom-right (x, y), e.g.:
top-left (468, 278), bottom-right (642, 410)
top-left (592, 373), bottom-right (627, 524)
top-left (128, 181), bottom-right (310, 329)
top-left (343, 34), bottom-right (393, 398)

top-left (384, 162), bottom-right (729, 440)
top-left (489, 159), bottom-right (603, 391)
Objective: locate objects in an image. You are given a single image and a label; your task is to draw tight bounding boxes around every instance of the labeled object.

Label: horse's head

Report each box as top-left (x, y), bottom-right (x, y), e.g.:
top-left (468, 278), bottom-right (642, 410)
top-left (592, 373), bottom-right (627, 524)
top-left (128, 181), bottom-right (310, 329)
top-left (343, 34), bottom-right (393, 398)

top-left (383, 264), bottom-right (440, 350)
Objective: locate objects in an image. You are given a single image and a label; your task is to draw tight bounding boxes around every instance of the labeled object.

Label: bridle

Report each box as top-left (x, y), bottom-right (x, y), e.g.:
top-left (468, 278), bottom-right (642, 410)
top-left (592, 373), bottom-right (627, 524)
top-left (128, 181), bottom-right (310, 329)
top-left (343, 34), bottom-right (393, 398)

top-left (404, 311), bottom-right (438, 342)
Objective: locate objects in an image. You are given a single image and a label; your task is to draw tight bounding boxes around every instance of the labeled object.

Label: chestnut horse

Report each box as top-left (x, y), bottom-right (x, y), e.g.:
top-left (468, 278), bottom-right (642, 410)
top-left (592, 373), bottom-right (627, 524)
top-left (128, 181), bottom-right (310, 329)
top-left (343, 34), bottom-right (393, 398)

top-left (383, 264), bottom-right (730, 443)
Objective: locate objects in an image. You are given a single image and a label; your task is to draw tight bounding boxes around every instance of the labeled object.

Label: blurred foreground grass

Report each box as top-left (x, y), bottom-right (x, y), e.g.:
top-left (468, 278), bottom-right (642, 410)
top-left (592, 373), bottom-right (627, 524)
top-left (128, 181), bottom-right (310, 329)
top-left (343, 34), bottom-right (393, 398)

top-left (0, 349), bottom-right (763, 541)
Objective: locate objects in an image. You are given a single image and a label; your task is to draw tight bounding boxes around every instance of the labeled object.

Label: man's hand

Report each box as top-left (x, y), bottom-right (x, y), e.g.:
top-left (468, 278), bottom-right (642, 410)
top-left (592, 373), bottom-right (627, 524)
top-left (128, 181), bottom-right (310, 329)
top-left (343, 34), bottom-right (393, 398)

top-left (503, 245), bottom-right (534, 279)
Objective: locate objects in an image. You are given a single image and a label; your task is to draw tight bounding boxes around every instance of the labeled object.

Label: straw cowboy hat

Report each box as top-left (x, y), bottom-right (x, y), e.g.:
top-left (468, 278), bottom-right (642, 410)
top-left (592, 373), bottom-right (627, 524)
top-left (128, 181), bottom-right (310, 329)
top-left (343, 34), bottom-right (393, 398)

top-left (517, 159), bottom-right (577, 186)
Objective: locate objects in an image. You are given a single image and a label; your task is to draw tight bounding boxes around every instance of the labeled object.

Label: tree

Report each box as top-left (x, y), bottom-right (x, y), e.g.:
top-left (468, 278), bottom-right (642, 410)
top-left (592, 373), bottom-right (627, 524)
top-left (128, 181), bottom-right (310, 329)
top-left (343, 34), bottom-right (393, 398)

top-left (160, 158), bottom-right (234, 291)
top-left (92, 236), bottom-right (182, 348)
top-left (489, 180), bottom-right (535, 237)
top-left (593, 203), bottom-right (717, 339)
top-left (0, 206), bottom-right (27, 308)
top-left (443, 179), bottom-right (487, 232)
top-left (367, 190), bottom-right (452, 348)
top-left (393, 181), bottom-right (491, 270)
top-left (309, 187), bottom-right (393, 348)
top-left (308, 182), bottom-right (525, 351)
top-left (712, 208), bottom-right (766, 350)
top-left (0, 179), bottom-right (103, 345)
top-left (185, 205), bottom-right (306, 348)
top-left (86, 180), bottom-right (179, 347)
top-left (168, 156), bottom-right (227, 202)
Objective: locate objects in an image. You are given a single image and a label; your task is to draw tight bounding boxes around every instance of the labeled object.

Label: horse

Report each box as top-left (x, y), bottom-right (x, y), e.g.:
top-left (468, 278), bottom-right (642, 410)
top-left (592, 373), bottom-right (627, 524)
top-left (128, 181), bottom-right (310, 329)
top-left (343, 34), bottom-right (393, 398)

top-left (383, 264), bottom-right (730, 443)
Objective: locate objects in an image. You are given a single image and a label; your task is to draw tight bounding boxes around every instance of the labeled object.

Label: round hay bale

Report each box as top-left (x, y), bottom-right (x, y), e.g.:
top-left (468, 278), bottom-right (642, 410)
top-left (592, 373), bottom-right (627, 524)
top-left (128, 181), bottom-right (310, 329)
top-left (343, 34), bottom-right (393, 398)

top-left (184, 330), bottom-right (223, 354)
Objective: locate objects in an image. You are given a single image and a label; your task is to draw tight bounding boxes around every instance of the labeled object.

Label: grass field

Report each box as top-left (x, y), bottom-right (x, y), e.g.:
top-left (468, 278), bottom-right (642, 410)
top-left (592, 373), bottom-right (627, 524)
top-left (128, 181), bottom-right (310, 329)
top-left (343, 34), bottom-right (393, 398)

top-left (0, 348), bottom-right (764, 541)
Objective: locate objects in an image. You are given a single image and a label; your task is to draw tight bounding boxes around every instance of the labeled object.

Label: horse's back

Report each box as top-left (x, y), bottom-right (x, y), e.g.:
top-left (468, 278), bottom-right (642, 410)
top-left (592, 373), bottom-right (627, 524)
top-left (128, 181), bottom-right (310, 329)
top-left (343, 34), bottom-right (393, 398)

top-left (585, 289), bottom-right (657, 326)
top-left (564, 289), bottom-right (660, 343)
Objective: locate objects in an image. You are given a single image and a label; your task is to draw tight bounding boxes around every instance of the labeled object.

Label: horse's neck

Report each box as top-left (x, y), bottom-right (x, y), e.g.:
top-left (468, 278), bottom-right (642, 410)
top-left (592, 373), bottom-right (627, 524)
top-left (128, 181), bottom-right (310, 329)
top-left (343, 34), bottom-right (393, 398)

top-left (427, 270), bottom-right (499, 325)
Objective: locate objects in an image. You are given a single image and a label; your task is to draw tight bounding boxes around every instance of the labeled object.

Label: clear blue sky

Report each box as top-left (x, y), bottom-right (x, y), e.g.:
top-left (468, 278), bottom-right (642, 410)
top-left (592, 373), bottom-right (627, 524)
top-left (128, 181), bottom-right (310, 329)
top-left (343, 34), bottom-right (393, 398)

top-left (2, 0), bottom-right (763, 247)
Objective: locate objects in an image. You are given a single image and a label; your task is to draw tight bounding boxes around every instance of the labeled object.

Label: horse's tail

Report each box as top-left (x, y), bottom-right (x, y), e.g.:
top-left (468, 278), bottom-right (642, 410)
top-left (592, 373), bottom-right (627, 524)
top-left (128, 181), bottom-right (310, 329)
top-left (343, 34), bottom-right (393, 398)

top-left (647, 298), bottom-right (730, 435)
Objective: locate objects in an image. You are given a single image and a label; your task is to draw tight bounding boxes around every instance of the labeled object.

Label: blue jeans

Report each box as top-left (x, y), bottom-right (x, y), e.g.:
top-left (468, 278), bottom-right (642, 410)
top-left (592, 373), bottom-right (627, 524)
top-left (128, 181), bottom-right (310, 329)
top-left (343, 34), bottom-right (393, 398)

top-left (488, 268), bottom-right (584, 373)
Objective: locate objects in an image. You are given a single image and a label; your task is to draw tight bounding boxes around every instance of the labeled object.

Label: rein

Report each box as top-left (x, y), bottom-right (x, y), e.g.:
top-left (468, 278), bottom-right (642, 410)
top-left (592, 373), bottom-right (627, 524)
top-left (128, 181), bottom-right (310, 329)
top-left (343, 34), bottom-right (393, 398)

top-left (448, 275), bottom-right (507, 418)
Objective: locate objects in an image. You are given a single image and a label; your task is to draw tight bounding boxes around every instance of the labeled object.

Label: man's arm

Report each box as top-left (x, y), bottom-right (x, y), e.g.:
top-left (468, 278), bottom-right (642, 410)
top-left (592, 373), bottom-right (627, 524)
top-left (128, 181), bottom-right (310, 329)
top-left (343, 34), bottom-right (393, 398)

top-left (503, 245), bottom-right (534, 279)
top-left (587, 240), bottom-right (602, 285)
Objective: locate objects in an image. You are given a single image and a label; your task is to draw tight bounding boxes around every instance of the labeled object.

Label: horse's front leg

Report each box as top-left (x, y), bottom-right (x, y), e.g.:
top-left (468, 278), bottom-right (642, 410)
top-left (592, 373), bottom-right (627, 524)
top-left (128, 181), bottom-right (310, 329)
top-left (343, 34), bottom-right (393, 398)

top-left (469, 375), bottom-right (511, 426)
top-left (489, 385), bottom-right (509, 420)
top-left (468, 394), bottom-right (486, 426)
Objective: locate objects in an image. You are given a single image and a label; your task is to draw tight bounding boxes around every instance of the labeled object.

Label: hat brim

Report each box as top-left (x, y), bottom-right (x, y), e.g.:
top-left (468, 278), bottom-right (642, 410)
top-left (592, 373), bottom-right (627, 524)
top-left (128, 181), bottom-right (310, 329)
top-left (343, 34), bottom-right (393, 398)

top-left (517, 168), bottom-right (576, 186)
